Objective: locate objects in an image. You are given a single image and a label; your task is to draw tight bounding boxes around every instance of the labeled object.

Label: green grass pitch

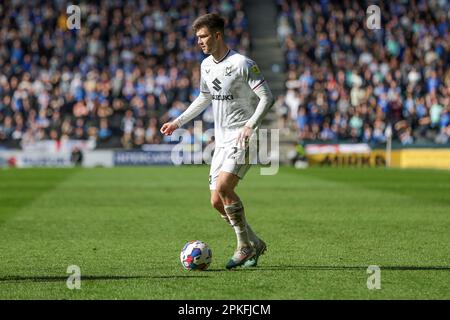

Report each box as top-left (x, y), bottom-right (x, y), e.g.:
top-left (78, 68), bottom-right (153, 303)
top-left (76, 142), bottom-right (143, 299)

top-left (0, 166), bottom-right (449, 299)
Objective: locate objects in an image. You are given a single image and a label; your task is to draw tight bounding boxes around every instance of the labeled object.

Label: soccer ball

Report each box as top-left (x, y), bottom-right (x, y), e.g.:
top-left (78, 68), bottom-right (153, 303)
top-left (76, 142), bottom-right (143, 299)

top-left (180, 240), bottom-right (212, 271)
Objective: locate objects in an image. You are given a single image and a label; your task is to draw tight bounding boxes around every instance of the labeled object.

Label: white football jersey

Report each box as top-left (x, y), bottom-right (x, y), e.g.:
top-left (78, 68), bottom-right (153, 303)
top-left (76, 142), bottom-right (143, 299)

top-left (200, 49), bottom-right (266, 147)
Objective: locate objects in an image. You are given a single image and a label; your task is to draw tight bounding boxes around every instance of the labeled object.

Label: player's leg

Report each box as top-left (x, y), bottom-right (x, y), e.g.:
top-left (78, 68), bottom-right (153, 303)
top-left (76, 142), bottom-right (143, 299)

top-left (211, 180), bottom-right (265, 267)
top-left (211, 188), bottom-right (262, 242)
top-left (209, 147), bottom-right (231, 225)
top-left (210, 190), bottom-right (231, 225)
top-left (216, 171), bottom-right (256, 269)
top-left (218, 143), bottom-right (267, 268)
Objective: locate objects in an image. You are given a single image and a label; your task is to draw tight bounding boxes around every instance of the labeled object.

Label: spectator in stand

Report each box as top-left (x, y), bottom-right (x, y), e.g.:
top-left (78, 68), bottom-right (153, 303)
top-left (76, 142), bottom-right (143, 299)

top-left (276, 0), bottom-right (449, 146)
top-left (0, 0), bottom-right (250, 149)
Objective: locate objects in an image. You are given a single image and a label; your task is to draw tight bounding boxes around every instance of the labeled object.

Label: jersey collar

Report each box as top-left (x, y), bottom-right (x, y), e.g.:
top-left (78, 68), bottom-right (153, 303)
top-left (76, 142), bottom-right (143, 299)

top-left (213, 49), bottom-right (231, 64)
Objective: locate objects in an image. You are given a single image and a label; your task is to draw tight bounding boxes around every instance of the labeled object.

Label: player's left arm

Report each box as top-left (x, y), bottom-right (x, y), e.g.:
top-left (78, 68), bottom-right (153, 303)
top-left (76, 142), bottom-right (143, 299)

top-left (237, 60), bottom-right (275, 147)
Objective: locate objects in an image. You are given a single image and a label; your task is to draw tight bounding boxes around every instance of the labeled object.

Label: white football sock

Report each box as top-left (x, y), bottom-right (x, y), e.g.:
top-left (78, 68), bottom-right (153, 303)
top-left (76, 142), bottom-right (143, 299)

top-left (224, 200), bottom-right (251, 249)
top-left (221, 214), bottom-right (231, 225)
top-left (246, 224), bottom-right (260, 245)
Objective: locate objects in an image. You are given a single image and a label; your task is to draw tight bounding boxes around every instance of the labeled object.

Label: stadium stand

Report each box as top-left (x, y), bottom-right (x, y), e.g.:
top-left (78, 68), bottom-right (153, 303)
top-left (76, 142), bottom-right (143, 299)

top-left (1, 0), bottom-right (448, 152)
top-left (0, 0), bottom-right (250, 149)
top-left (275, 0), bottom-right (449, 146)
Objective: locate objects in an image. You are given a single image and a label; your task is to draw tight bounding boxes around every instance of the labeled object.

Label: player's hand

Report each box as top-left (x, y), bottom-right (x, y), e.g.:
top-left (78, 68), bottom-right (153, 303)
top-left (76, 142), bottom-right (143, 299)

top-left (160, 122), bottom-right (179, 136)
top-left (237, 125), bottom-right (253, 149)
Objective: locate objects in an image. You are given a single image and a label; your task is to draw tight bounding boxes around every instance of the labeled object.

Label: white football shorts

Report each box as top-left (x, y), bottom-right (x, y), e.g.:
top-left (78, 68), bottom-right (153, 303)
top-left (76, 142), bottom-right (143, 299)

top-left (208, 140), bottom-right (258, 190)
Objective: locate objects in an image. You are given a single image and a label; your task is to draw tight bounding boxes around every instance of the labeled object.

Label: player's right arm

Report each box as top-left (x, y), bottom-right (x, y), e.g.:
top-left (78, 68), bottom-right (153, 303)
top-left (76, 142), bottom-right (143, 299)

top-left (160, 66), bottom-right (212, 136)
top-left (160, 121), bottom-right (179, 136)
top-left (160, 91), bottom-right (212, 136)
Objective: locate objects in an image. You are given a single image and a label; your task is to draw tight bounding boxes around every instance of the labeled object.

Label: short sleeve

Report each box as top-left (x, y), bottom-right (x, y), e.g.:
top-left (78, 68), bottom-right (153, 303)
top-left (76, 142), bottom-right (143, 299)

top-left (242, 58), bottom-right (265, 91)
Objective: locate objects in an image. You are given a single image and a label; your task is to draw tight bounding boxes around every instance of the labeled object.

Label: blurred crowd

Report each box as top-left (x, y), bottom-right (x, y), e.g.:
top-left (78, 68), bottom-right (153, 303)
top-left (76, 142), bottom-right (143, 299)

top-left (0, 0), bottom-right (249, 148)
top-left (275, 0), bottom-right (449, 146)
top-left (1, 0), bottom-right (449, 150)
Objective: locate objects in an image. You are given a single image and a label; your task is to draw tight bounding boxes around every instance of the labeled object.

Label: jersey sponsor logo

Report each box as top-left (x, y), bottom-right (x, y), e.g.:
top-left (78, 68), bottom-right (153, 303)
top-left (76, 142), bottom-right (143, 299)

top-left (212, 94), bottom-right (234, 101)
top-left (212, 78), bottom-right (222, 91)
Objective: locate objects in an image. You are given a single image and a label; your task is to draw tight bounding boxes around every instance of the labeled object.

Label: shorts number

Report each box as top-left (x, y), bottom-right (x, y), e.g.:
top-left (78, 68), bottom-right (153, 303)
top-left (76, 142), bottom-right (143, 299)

top-left (228, 147), bottom-right (238, 159)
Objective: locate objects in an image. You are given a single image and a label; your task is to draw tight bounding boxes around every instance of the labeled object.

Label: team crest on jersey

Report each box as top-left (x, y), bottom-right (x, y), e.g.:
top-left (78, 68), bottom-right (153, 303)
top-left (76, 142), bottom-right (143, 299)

top-left (225, 66), bottom-right (232, 76)
top-left (250, 65), bottom-right (260, 74)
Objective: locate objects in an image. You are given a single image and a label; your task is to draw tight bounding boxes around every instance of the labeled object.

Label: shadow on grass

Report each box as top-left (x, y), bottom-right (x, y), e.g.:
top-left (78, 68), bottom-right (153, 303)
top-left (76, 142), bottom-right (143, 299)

top-left (2, 266), bottom-right (448, 281)
top-left (250, 265), bottom-right (450, 271)
top-left (0, 274), bottom-right (210, 283)
top-left (204, 265), bottom-right (450, 272)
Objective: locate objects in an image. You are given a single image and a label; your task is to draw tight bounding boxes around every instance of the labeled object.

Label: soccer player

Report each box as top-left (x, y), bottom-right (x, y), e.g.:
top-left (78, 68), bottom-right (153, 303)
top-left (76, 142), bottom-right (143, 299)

top-left (160, 13), bottom-right (274, 269)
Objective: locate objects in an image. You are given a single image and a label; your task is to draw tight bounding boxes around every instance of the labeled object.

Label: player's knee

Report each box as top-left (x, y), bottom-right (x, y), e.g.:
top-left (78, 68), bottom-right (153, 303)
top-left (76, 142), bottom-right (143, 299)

top-left (210, 197), bottom-right (223, 211)
top-left (216, 182), bottom-right (232, 198)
